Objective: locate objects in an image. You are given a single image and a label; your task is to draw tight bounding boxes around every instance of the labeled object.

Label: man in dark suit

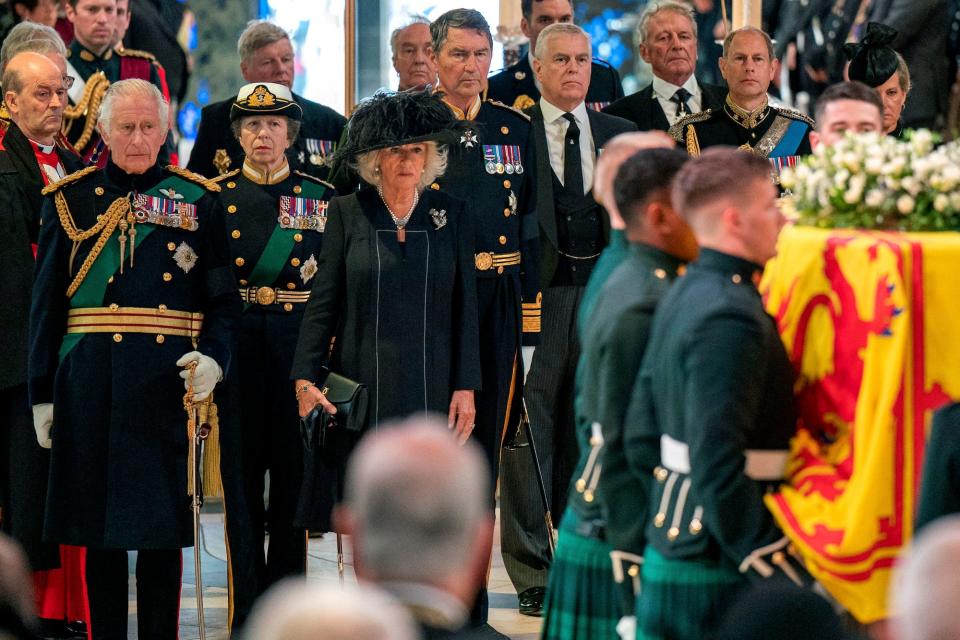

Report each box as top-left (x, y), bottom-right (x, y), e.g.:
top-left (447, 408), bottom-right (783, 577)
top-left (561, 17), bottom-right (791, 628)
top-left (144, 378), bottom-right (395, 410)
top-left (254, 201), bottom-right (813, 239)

top-left (187, 20), bottom-right (346, 180)
top-left (486, 0), bottom-right (623, 112)
top-left (337, 417), bottom-right (503, 640)
top-left (604, 1), bottom-right (725, 132)
top-left (498, 22), bottom-right (636, 617)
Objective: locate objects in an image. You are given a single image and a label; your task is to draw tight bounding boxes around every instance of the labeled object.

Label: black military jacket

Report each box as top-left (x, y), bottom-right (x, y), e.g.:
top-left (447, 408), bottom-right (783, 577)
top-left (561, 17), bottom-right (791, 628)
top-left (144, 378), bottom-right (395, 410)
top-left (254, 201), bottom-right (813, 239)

top-left (623, 249), bottom-right (797, 572)
top-left (487, 54), bottom-right (624, 112)
top-left (188, 93), bottom-right (346, 182)
top-left (433, 99), bottom-right (541, 344)
top-left (216, 162), bottom-right (333, 316)
top-left (29, 162), bottom-right (239, 549)
top-left (63, 40), bottom-right (168, 161)
top-left (669, 98), bottom-right (814, 159)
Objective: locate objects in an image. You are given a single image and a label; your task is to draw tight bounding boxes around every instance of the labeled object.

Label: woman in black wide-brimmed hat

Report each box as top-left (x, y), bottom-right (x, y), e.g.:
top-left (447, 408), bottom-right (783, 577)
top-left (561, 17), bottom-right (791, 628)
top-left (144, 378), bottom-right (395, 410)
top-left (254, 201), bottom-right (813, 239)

top-left (845, 23), bottom-right (911, 138)
top-left (290, 90), bottom-right (481, 529)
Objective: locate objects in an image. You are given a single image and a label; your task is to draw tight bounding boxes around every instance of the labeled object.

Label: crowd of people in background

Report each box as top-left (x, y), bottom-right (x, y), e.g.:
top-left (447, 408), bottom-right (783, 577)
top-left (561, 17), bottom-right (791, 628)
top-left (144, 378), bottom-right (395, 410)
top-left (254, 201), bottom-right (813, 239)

top-left (1, 0), bottom-right (960, 639)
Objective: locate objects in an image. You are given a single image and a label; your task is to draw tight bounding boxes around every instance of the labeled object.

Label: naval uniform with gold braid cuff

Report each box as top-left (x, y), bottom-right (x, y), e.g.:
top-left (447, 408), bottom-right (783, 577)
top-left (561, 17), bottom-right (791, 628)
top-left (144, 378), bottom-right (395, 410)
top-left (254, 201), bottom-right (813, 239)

top-left (623, 249), bottom-right (813, 640)
top-left (214, 160), bottom-right (333, 614)
top-left (29, 162), bottom-right (239, 638)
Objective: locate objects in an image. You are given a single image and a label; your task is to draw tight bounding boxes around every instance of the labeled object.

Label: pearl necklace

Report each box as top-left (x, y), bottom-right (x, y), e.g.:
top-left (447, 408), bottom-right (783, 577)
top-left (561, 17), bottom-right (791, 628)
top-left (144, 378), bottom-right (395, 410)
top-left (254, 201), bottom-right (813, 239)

top-left (378, 186), bottom-right (419, 242)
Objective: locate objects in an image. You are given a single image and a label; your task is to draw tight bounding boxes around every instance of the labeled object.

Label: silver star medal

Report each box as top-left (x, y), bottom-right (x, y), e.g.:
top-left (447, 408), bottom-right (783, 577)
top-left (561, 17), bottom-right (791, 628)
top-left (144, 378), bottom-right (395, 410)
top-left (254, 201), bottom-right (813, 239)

top-left (173, 241), bottom-right (198, 273)
top-left (298, 150), bottom-right (306, 164)
top-left (460, 130), bottom-right (478, 148)
top-left (300, 253), bottom-right (318, 284)
top-left (159, 187), bottom-right (184, 200)
top-left (508, 190), bottom-right (517, 215)
top-left (430, 208), bottom-right (447, 230)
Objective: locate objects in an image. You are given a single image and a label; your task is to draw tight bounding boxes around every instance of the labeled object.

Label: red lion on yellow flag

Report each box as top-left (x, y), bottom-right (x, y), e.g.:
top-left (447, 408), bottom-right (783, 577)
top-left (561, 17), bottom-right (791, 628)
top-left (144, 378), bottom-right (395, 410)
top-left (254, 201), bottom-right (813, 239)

top-left (761, 226), bottom-right (960, 623)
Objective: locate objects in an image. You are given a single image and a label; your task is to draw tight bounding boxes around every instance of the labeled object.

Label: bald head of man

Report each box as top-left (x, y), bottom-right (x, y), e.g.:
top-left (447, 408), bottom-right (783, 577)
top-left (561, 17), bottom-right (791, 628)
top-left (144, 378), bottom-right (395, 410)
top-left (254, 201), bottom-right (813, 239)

top-left (337, 417), bottom-right (492, 612)
top-left (2, 51), bottom-right (68, 145)
top-left (592, 130), bottom-right (675, 229)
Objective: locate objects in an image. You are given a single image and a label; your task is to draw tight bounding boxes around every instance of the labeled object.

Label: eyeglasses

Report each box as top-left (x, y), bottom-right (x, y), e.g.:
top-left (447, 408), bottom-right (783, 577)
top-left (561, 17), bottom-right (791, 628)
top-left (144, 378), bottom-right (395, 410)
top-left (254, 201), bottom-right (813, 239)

top-left (62, 75), bottom-right (75, 90)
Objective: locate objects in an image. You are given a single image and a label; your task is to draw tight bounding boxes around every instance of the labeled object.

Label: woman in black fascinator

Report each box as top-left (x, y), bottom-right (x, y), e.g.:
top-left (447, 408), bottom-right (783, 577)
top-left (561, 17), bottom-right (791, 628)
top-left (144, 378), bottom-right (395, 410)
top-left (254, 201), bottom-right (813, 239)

top-left (844, 22), bottom-right (910, 138)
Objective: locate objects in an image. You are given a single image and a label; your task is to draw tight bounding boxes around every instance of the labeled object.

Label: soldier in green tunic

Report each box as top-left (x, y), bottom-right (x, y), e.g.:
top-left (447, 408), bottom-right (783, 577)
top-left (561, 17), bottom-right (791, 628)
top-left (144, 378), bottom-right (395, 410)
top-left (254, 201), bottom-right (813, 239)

top-left (669, 28), bottom-right (813, 182)
top-left (624, 148), bottom-right (813, 640)
top-left (540, 146), bottom-right (696, 640)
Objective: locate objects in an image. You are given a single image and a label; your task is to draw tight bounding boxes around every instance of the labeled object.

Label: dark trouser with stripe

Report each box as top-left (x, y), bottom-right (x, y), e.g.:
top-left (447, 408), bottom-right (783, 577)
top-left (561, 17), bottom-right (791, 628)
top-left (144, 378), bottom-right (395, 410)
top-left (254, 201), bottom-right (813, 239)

top-left (216, 376), bottom-right (257, 630)
top-left (85, 548), bottom-right (181, 639)
top-left (0, 384), bottom-right (61, 570)
top-left (501, 286), bottom-right (584, 593)
top-left (472, 275), bottom-right (523, 624)
top-left (237, 314), bottom-right (307, 591)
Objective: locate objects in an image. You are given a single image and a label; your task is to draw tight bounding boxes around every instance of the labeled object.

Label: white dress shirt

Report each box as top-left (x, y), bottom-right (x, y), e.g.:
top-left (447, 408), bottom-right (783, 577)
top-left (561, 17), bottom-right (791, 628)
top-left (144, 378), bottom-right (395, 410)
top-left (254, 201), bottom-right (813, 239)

top-left (652, 75), bottom-right (702, 127)
top-left (539, 97), bottom-right (595, 195)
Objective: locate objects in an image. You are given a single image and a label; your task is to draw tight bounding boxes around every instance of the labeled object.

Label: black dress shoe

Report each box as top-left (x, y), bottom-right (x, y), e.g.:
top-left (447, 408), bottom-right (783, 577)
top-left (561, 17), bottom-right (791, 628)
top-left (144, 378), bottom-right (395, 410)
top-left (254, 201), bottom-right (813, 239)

top-left (517, 586), bottom-right (545, 617)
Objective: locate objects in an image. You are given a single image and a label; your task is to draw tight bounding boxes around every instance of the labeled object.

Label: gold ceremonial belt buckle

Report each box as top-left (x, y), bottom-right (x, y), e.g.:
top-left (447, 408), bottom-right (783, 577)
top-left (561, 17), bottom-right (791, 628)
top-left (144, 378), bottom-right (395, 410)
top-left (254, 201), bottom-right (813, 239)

top-left (255, 286), bottom-right (277, 306)
top-left (475, 252), bottom-right (494, 271)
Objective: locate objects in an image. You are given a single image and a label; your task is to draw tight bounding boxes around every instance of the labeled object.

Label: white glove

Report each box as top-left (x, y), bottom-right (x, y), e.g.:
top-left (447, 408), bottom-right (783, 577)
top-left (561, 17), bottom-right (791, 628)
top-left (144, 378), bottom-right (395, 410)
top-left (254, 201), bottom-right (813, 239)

top-left (616, 616), bottom-right (636, 640)
top-left (521, 346), bottom-right (536, 381)
top-left (32, 404), bottom-right (53, 449)
top-left (176, 351), bottom-right (222, 401)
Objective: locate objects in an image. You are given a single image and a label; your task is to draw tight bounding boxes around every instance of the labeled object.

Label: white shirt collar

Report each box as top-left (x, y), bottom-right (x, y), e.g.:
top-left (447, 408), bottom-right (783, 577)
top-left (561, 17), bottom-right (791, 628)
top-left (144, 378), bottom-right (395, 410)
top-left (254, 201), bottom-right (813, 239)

top-left (652, 74), bottom-right (699, 102)
top-left (539, 97), bottom-right (589, 127)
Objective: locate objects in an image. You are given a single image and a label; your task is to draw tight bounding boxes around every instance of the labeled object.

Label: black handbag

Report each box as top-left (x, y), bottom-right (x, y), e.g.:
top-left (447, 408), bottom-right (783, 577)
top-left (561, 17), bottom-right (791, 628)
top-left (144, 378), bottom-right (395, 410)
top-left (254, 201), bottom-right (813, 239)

top-left (300, 369), bottom-right (369, 454)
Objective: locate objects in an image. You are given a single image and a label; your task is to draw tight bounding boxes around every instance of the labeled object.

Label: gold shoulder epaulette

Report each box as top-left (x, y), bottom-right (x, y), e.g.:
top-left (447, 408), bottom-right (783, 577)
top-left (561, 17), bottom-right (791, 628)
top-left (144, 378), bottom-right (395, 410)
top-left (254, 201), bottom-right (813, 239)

top-left (41, 165), bottom-right (98, 195)
top-left (210, 168), bottom-right (241, 183)
top-left (116, 47), bottom-right (157, 62)
top-left (294, 170), bottom-right (335, 190)
top-left (485, 99), bottom-right (531, 122)
top-left (166, 165), bottom-right (222, 192)
top-left (668, 109), bottom-right (712, 142)
top-left (774, 106), bottom-right (815, 127)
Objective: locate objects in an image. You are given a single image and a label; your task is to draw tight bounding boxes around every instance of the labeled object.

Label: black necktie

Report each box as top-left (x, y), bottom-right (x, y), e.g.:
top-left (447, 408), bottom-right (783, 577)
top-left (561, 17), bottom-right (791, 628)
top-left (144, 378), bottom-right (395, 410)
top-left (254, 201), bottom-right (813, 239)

top-left (562, 112), bottom-right (583, 195)
top-left (671, 87), bottom-right (693, 117)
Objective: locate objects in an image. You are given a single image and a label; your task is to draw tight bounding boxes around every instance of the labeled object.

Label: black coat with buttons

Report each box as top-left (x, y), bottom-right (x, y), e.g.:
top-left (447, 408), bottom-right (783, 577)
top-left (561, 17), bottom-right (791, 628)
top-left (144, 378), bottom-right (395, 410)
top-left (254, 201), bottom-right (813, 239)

top-left (433, 100), bottom-right (541, 345)
top-left (29, 162), bottom-right (240, 549)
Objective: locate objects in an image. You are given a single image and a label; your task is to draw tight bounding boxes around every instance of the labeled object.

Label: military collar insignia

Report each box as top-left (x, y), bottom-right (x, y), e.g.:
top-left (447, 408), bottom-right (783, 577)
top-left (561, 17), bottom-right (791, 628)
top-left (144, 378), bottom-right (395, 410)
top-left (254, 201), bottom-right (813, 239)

top-left (173, 241), bottom-right (198, 273)
top-left (724, 94), bottom-right (770, 130)
top-left (514, 70), bottom-right (526, 80)
top-left (430, 208), bottom-right (447, 230)
top-left (242, 158), bottom-right (290, 185)
top-left (443, 95), bottom-right (482, 121)
top-left (77, 46), bottom-right (111, 62)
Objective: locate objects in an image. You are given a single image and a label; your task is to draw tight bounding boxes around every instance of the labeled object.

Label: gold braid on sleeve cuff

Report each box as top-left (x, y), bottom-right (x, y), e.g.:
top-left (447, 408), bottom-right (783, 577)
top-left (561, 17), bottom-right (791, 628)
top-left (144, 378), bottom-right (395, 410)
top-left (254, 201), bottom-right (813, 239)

top-left (522, 293), bottom-right (542, 333)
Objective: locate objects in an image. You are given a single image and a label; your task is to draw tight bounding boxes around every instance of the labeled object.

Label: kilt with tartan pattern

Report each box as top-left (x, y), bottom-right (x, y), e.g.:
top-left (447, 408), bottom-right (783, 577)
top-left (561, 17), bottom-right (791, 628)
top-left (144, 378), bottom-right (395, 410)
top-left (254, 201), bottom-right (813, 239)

top-left (541, 510), bottom-right (620, 640)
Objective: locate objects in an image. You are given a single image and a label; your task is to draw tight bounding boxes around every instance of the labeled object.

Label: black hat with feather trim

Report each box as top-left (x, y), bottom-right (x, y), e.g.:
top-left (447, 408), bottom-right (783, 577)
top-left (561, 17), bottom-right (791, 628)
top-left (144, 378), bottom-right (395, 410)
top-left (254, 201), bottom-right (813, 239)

top-left (333, 89), bottom-right (466, 164)
top-left (230, 82), bottom-right (303, 121)
top-left (844, 23), bottom-right (901, 88)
